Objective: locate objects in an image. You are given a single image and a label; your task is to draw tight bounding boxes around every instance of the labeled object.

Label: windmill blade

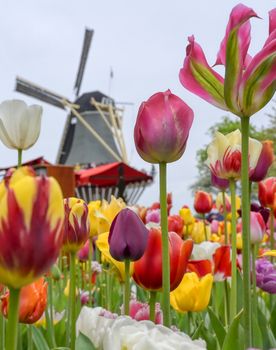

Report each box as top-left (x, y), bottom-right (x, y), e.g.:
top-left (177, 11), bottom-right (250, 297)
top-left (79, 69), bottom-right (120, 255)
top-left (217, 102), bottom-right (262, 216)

top-left (15, 76), bottom-right (71, 109)
top-left (74, 28), bottom-right (94, 97)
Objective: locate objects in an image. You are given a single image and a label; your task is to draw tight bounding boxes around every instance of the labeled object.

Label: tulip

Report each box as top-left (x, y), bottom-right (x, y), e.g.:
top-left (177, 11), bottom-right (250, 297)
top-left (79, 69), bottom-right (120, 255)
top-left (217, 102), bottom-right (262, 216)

top-left (258, 177), bottom-right (276, 209)
top-left (168, 215), bottom-right (184, 237)
top-left (179, 206), bottom-right (195, 226)
top-left (216, 192), bottom-right (231, 213)
top-left (145, 208), bottom-right (160, 224)
top-left (0, 169), bottom-right (64, 289)
top-left (250, 140), bottom-right (275, 182)
top-left (96, 232), bottom-right (133, 282)
top-left (88, 200), bottom-right (101, 237)
top-left (134, 90), bottom-right (194, 164)
top-left (0, 99), bottom-right (42, 151)
top-left (194, 191), bottom-right (213, 214)
top-left (63, 198), bottom-right (90, 253)
top-left (128, 299), bottom-right (163, 324)
top-left (1, 278), bottom-right (47, 324)
top-left (179, 5), bottom-right (276, 118)
top-left (170, 272), bottom-right (213, 312)
top-left (248, 212), bottom-right (266, 245)
top-left (108, 208), bottom-right (149, 261)
top-left (133, 227), bottom-right (193, 291)
top-left (190, 221), bottom-right (211, 243)
top-left (206, 130), bottom-right (262, 180)
top-left (77, 239), bottom-right (90, 262)
top-left (191, 241), bottom-right (220, 261)
top-left (256, 258), bottom-right (276, 294)
top-left (211, 172), bottom-right (229, 190)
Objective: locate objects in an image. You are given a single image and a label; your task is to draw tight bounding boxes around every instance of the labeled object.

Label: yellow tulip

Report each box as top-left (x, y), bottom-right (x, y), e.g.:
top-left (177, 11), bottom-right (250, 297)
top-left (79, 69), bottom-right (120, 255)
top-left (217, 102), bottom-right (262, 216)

top-left (88, 200), bottom-right (101, 237)
top-left (170, 272), bottom-right (213, 312)
top-left (179, 207), bottom-right (195, 226)
top-left (236, 233), bottom-right (243, 250)
top-left (260, 250), bottom-right (276, 258)
top-left (190, 221), bottom-right (211, 243)
top-left (96, 232), bottom-right (133, 282)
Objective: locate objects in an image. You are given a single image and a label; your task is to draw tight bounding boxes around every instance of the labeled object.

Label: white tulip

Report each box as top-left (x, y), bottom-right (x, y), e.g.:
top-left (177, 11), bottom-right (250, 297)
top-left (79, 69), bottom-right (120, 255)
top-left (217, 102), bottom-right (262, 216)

top-left (0, 99), bottom-right (42, 150)
top-left (191, 241), bottom-right (221, 261)
top-left (76, 306), bottom-right (206, 350)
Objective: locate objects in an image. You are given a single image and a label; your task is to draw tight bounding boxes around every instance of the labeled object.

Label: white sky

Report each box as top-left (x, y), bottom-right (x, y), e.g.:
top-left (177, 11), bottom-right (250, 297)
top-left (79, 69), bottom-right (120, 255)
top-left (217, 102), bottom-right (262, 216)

top-left (1, 0), bottom-right (275, 211)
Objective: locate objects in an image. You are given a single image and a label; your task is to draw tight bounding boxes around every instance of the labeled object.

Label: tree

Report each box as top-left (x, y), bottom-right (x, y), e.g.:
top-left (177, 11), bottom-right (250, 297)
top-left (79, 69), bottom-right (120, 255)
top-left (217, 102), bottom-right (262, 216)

top-left (190, 102), bottom-right (276, 194)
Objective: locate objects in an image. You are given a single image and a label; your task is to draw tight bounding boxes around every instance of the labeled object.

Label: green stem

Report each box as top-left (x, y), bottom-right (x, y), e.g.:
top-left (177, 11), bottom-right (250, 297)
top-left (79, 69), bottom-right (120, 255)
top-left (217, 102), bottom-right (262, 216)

top-left (251, 244), bottom-right (258, 326)
top-left (159, 162), bottom-right (171, 327)
top-left (229, 179), bottom-right (237, 322)
top-left (124, 259), bottom-right (130, 315)
top-left (0, 311), bottom-right (5, 350)
top-left (28, 325), bottom-right (33, 350)
top-left (88, 238), bottom-right (93, 306)
top-left (17, 149), bottom-right (22, 167)
top-left (222, 190), bottom-right (228, 245)
top-left (270, 210), bottom-right (275, 258)
top-left (6, 287), bottom-right (20, 350)
top-left (69, 252), bottom-right (76, 350)
top-left (224, 280), bottom-right (229, 328)
top-left (241, 116), bottom-right (252, 347)
top-left (202, 214), bottom-right (208, 241)
top-left (149, 291), bottom-right (157, 322)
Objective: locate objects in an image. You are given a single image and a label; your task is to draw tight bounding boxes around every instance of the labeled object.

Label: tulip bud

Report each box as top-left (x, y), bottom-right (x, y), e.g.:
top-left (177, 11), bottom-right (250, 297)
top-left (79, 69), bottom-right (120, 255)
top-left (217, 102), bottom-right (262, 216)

top-left (0, 99), bottom-right (42, 150)
top-left (134, 90), bottom-right (194, 163)
top-left (108, 208), bottom-right (149, 261)
top-left (248, 212), bottom-right (266, 245)
top-left (63, 198), bottom-right (90, 253)
top-left (77, 239), bottom-right (90, 262)
top-left (0, 169), bottom-right (64, 289)
top-left (1, 278), bottom-right (47, 323)
top-left (250, 140), bottom-right (274, 182)
top-left (194, 191), bottom-right (213, 214)
top-left (258, 177), bottom-right (276, 209)
top-left (179, 207), bottom-right (195, 226)
top-left (133, 227), bottom-right (193, 291)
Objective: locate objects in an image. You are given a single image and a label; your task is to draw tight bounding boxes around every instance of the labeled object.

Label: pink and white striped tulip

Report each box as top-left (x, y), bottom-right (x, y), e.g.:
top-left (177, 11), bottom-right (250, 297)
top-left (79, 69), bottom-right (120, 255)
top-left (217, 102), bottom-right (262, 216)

top-left (179, 4), bottom-right (276, 118)
top-left (249, 211), bottom-right (266, 244)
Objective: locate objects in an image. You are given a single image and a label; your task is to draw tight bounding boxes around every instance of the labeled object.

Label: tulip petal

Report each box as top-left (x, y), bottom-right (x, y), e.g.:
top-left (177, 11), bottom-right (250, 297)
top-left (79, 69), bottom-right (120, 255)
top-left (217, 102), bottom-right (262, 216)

top-left (269, 8), bottom-right (276, 35)
top-left (223, 4), bottom-right (258, 115)
top-left (179, 36), bottom-right (227, 110)
top-left (240, 38), bottom-right (276, 116)
top-left (187, 259), bottom-right (212, 277)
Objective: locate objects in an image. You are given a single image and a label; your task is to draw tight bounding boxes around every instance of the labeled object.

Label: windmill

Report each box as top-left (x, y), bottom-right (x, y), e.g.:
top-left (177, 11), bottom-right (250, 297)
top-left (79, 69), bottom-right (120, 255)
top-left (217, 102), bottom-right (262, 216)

top-left (14, 28), bottom-right (153, 203)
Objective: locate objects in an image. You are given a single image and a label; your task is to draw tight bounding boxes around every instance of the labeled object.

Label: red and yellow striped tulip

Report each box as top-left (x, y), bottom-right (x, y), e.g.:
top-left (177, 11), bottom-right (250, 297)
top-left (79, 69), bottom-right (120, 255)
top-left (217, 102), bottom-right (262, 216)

top-left (0, 169), bottom-right (64, 288)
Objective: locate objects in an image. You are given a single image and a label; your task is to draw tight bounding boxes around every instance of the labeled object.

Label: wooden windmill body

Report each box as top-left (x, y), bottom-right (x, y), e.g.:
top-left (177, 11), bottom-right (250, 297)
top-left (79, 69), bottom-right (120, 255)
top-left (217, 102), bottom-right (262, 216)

top-left (14, 29), bottom-right (153, 203)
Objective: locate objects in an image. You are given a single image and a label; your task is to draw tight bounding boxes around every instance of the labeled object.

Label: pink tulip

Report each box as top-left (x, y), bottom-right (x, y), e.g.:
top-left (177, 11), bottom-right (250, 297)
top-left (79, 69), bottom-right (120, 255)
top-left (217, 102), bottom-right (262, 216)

top-left (250, 140), bottom-right (275, 182)
top-left (248, 212), bottom-right (266, 244)
top-left (129, 299), bottom-right (163, 324)
top-left (179, 4), bottom-right (276, 118)
top-left (134, 90), bottom-right (194, 163)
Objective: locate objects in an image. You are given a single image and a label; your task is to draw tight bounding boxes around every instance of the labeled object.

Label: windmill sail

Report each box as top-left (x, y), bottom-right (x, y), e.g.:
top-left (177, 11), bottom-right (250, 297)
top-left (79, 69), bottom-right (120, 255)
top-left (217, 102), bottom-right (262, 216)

top-left (15, 76), bottom-right (70, 109)
top-left (74, 28), bottom-right (94, 97)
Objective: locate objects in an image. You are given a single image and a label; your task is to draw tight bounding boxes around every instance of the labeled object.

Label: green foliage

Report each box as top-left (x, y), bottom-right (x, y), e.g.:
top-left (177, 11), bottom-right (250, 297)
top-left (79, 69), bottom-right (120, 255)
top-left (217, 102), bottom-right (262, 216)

top-left (190, 102), bottom-right (276, 194)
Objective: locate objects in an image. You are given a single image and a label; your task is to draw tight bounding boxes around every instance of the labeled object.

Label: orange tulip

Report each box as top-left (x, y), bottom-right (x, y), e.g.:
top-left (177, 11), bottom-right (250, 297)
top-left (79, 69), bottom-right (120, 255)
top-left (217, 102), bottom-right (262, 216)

top-left (1, 278), bottom-right (47, 324)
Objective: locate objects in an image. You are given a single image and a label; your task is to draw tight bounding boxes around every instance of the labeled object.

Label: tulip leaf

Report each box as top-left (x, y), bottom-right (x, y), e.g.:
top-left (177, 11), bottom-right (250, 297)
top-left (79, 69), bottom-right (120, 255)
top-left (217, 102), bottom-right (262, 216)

top-left (76, 332), bottom-right (96, 350)
top-left (222, 310), bottom-right (243, 350)
top-left (208, 307), bottom-right (226, 348)
top-left (31, 326), bottom-right (50, 350)
top-left (252, 313), bottom-right (263, 349)
top-left (191, 320), bottom-right (204, 340)
top-left (270, 302), bottom-right (276, 338)
top-left (258, 305), bottom-right (276, 349)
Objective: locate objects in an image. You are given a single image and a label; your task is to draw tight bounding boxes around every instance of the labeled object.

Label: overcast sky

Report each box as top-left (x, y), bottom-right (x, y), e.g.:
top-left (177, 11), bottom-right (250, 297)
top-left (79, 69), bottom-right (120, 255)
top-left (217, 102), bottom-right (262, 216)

top-left (1, 0), bottom-right (275, 211)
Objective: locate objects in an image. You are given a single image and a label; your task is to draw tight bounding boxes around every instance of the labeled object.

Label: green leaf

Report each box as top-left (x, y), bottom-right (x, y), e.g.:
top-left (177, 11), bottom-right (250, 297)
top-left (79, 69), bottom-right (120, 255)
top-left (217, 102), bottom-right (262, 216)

top-left (31, 326), bottom-right (50, 350)
top-left (208, 307), bottom-right (226, 348)
top-left (191, 320), bottom-right (204, 340)
top-left (258, 305), bottom-right (276, 349)
top-left (222, 310), bottom-right (243, 350)
top-left (76, 332), bottom-right (96, 350)
top-left (252, 313), bottom-right (263, 349)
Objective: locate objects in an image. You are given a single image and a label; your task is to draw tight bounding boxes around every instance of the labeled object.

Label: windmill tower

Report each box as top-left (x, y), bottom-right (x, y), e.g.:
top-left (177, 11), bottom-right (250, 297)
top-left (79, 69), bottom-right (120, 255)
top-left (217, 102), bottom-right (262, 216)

top-left (15, 29), bottom-right (127, 167)
top-left (14, 29), bottom-right (153, 203)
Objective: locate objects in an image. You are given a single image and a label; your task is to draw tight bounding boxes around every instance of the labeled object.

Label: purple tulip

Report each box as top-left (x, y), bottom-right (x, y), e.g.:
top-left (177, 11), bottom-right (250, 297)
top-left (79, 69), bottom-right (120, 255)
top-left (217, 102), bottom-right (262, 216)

top-left (256, 258), bottom-right (276, 294)
top-left (108, 208), bottom-right (149, 261)
top-left (250, 141), bottom-right (275, 182)
top-left (134, 90), bottom-right (194, 164)
top-left (210, 172), bottom-right (229, 190)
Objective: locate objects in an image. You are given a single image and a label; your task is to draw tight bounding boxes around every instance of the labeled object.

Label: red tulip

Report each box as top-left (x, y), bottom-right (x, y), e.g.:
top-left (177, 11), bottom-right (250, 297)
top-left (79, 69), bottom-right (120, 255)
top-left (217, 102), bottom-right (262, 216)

top-left (63, 198), bottom-right (90, 253)
top-left (1, 278), bottom-right (47, 324)
top-left (168, 215), bottom-right (184, 237)
top-left (134, 90), bottom-right (194, 163)
top-left (250, 141), bottom-right (275, 182)
top-left (133, 227), bottom-right (193, 291)
top-left (258, 177), bottom-right (276, 209)
top-left (194, 191), bottom-right (213, 214)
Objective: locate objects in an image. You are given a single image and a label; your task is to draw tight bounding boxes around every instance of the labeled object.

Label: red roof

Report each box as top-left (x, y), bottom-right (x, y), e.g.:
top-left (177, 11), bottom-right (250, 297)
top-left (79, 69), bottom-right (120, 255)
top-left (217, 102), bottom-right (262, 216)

top-left (75, 162), bottom-right (152, 187)
top-left (0, 157), bottom-right (52, 171)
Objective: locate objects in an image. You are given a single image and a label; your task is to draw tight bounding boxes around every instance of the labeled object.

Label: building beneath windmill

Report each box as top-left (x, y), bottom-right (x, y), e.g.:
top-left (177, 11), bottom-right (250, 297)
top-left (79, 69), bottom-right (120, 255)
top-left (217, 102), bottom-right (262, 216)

top-left (12, 29), bottom-right (153, 203)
